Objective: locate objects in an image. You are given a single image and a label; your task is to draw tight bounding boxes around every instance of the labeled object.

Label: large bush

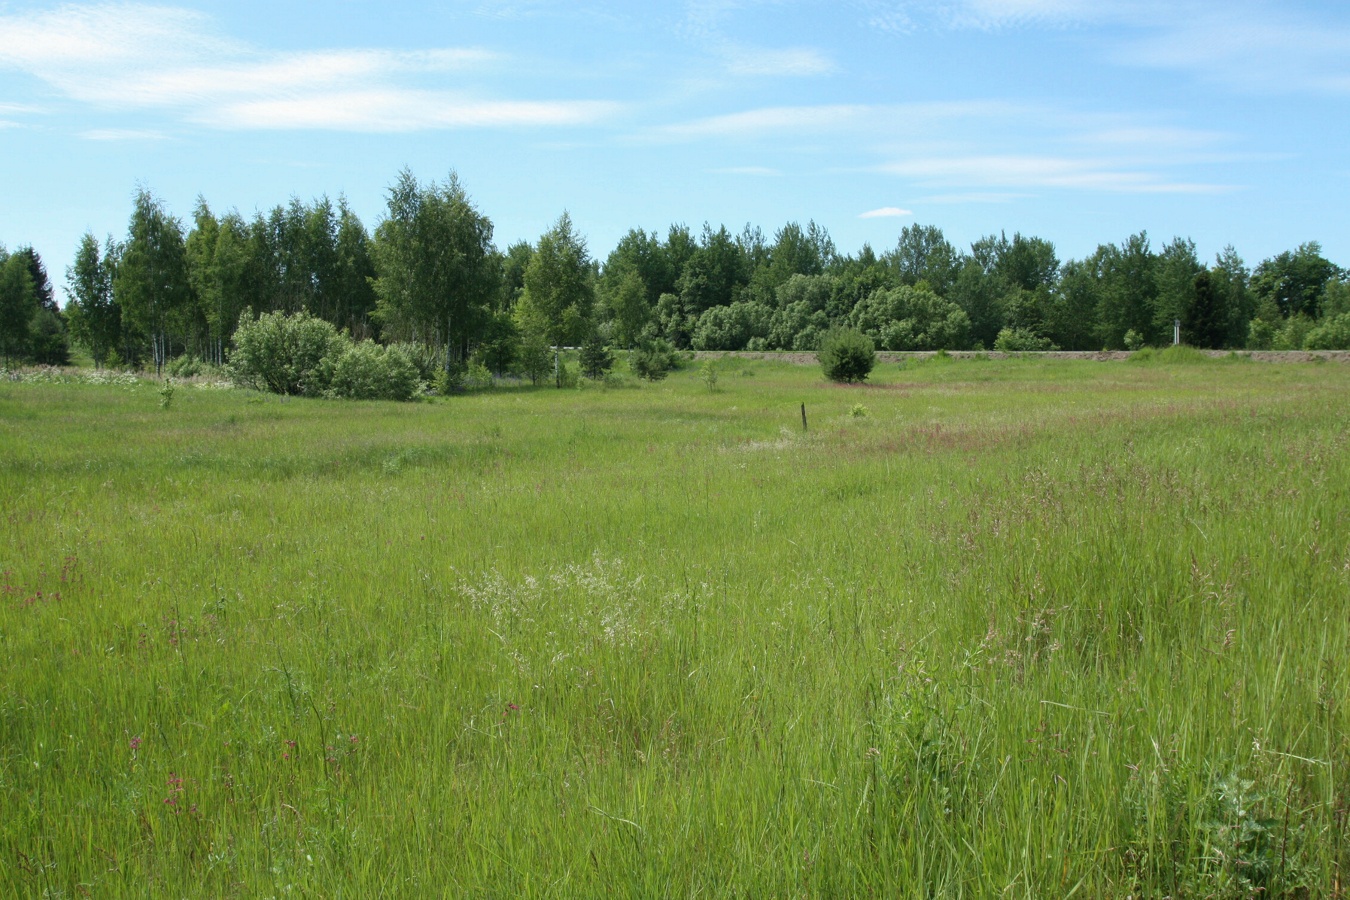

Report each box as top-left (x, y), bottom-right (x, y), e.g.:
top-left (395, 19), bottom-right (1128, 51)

top-left (993, 327), bottom-right (1056, 352)
top-left (229, 309), bottom-right (351, 396)
top-left (1273, 315), bottom-right (1315, 351)
top-left (631, 338), bottom-right (679, 381)
top-left (691, 302), bottom-right (770, 351)
top-left (1304, 312), bottom-right (1350, 349)
top-left (850, 284), bottom-right (970, 351)
top-left (387, 341), bottom-right (442, 384)
top-left (817, 328), bottom-right (876, 383)
top-left (329, 341), bottom-right (421, 401)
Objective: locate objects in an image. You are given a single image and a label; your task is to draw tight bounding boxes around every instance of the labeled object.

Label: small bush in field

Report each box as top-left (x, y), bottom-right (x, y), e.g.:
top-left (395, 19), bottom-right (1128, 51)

top-left (699, 359), bottom-right (719, 392)
top-left (818, 328), bottom-right (876, 383)
top-left (579, 332), bottom-right (615, 379)
top-left (631, 339), bottom-right (678, 381)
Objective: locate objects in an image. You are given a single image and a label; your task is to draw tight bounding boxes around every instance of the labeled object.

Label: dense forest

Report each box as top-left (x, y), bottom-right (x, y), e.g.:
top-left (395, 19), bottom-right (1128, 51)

top-left (3, 169), bottom-right (1349, 376)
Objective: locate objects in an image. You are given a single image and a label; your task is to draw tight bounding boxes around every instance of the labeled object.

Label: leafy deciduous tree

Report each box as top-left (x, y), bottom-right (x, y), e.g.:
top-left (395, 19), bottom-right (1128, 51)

top-left (115, 188), bottom-right (193, 373)
top-left (65, 232), bottom-right (121, 368)
top-left (373, 170), bottom-right (498, 370)
top-left (516, 211), bottom-right (594, 387)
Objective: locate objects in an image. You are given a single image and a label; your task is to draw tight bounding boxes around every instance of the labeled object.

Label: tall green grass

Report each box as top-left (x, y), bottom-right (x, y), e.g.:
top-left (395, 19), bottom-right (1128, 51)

top-left (2, 357), bottom-right (1347, 896)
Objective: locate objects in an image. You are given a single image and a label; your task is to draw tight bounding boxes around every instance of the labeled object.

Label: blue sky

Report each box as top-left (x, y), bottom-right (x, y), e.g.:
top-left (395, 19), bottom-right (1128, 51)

top-left (2, 0), bottom-right (1348, 302)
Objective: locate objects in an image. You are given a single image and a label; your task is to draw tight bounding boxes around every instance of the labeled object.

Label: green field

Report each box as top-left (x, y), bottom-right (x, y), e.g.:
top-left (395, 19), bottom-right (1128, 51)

top-left (2, 355), bottom-right (1348, 897)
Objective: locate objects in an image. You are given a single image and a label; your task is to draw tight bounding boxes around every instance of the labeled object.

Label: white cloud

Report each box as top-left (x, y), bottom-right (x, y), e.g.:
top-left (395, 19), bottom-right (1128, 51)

top-left (79, 128), bottom-right (167, 141)
top-left (659, 104), bottom-right (871, 138)
top-left (0, 2), bottom-right (614, 131)
top-left (655, 98), bottom-right (1240, 195)
top-left (723, 45), bottom-right (837, 77)
top-left (859, 207), bottom-right (913, 218)
top-left (210, 92), bottom-right (619, 132)
top-left (1071, 126), bottom-right (1229, 150)
top-left (657, 100), bottom-right (1018, 140)
top-left (915, 191), bottom-right (1030, 203)
top-left (860, 1), bottom-right (1350, 94)
top-left (1114, 6), bottom-right (1350, 95)
top-left (945, 0), bottom-right (1122, 28)
top-left (709, 166), bottom-right (783, 176)
top-left (879, 154), bottom-right (1233, 193)
top-left (856, 0), bottom-right (1150, 32)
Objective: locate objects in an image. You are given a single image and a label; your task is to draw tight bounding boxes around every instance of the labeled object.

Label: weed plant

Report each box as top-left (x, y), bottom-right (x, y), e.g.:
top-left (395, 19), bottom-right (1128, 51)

top-left (1, 356), bottom-right (1348, 896)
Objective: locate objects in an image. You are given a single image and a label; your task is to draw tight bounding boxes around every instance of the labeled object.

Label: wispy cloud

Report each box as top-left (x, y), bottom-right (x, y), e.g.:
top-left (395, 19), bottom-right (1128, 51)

top-left (0, 101), bottom-right (43, 115)
top-left (709, 166), bottom-right (784, 176)
top-left (855, 0), bottom-right (1149, 32)
top-left (655, 100), bottom-right (1020, 140)
top-left (678, 0), bottom-right (836, 77)
top-left (879, 154), bottom-right (1234, 194)
top-left (860, 207), bottom-right (913, 218)
top-left (943, 0), bottom-right (1131, 28)
top-left (658, 104), bottom-right (871, 139)
top-left (858, 1), bottom-right (1350, 95)
top-left (211, 93), bottom-right (618, 132)
top-left (0, 2), bottom-right (618, 131)
top-left (79, 128), bottom-right (168, 141)
top-left (915, 191), bottom-right (1031, 203)
top-left (1114, 5), bottom-right (1350, 94)
top-left (655, 97), bottom-right (1240, 195)
top-left (1070, 125), bottom-right (1230, 150)
top-left (723, 45), bottom-right (837, 76)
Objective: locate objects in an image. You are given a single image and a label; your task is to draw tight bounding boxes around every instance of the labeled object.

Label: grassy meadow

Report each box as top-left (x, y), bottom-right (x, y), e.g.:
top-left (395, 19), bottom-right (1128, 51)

top-left (2, 353), bottom-right (1348, 897)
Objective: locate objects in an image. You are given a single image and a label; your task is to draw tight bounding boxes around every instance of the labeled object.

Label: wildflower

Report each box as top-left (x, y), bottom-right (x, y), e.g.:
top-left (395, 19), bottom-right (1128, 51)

top-left (129, 736), bottom-right (142, 752)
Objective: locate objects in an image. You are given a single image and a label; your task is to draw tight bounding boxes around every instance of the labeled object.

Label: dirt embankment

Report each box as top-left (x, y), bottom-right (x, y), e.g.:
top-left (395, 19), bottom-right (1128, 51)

top-left (692, 350), bottom-right (1350, 365)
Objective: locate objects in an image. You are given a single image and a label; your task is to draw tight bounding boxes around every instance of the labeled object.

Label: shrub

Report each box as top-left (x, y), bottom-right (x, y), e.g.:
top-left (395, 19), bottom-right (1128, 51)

top-left (579, 331), bottom-right (615, 379)
top-left (388, 342), bottom-right (442, 383)
top-left (166, 354), bottom-right (203, 378)
top-left (1246, 318), bottom-right (1276, 350)
top-left (817, 328), bottom-right (876, 383)
top-left (631, 338), bottom-right (678, 381)
top-left (849, 284), bottom-right (970, 350)
top-left (461, 362), bottom-right (495, 391)
top-left (329, 341), bottom-right (420, 401)
top-left (993, 327), bottom-right (1056, 352)
top-left (1273, 315), bottom-right (1314, 351)
top-left (699, 359), bottom-right (719, 392)
top-left (473, 312), bottom-right (521, 376)
top-left (1123, 328), bottom-right (1145, 351)
top-left (517, 332), bottom-right (553, 385)
top-left (1304, 312), bottom-right (1350, 350)
top-left (229, 308), bottom-right (351, 396)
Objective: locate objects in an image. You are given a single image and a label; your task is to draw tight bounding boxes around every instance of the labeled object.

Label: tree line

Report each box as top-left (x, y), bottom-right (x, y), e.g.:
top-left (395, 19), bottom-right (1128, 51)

top-left (3, 168), bottom-right (1349, 377)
